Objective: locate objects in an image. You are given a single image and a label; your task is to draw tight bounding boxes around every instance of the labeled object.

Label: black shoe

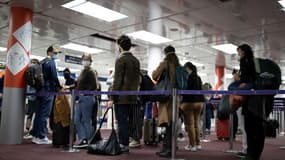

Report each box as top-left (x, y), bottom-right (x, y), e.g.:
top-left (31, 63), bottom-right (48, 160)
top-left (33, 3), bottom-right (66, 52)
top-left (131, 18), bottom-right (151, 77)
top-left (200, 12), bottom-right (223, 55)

top-left (120, 145), bottom-right (129, 153)
top-left (158, 150), bottom-right (171, 158)
top-left (73, 139), bottom-right (88, 149)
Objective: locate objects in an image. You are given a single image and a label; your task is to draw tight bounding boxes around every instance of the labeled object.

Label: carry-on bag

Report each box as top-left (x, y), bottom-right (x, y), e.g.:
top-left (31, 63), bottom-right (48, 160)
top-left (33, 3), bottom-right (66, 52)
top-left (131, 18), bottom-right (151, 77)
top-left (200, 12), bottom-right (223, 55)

top-left (87, 106), bottom-right (121, 156)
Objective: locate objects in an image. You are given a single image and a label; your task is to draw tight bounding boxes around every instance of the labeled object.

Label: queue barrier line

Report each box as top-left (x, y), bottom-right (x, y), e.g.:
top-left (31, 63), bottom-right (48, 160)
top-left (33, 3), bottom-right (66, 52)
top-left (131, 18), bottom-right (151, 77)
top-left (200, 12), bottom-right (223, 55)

top-left (25, 89), bottom-right (285, 96)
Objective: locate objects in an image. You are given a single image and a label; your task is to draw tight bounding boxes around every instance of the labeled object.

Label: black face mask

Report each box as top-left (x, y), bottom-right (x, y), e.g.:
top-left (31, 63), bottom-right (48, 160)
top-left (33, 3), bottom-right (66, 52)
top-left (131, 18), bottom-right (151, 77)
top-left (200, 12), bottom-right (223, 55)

top-left (64, 73), bottom-right (70, 79)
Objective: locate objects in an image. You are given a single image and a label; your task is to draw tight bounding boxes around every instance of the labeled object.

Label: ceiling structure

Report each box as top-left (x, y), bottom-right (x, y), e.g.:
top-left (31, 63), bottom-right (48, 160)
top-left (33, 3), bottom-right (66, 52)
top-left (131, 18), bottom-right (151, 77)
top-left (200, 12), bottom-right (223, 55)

top-left (0, 0), bottom-right (285, 85)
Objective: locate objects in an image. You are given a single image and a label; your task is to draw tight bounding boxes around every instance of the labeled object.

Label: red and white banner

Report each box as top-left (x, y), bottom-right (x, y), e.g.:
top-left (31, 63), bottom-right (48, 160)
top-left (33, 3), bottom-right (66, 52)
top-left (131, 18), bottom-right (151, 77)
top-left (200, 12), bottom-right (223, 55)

top-left (4, 7), bottom-right (32, 88)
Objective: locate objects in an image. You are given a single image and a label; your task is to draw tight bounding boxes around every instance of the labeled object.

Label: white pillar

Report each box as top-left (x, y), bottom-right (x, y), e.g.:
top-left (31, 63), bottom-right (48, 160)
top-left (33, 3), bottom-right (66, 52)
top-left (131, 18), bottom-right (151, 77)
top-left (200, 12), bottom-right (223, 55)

top-left (147, 1), bottom-right (163, 76)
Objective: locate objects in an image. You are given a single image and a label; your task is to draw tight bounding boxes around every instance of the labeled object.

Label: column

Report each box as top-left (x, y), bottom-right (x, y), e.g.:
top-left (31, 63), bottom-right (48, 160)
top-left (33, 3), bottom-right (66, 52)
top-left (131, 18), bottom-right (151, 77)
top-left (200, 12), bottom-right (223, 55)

top-left (214, 53), bottom-right (225, 90)
top-left (0, 7), bottom-right (33, 144)
top-left (147, 1), bottom-right (163, 76)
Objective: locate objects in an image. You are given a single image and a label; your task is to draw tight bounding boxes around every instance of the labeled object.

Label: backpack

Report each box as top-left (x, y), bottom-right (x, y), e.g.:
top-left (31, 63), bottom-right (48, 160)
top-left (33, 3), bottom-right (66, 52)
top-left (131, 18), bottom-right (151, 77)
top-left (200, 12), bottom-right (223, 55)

top-left (25, 58), bottom-right (50, 90)
top-left (253, 58), bottom-right (281, 116)
top-left (140, 74), bottom-right (155, 103)
top-left (175, 65), bottom-right (189, 89)
top-left (254, 58), bottom-right (281, 90)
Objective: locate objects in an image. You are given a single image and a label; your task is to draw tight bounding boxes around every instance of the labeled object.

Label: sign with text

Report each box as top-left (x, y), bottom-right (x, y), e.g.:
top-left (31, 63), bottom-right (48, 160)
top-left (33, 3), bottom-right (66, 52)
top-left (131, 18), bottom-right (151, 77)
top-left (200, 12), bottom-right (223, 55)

top-left (65, 55), bottom-right (82, 65)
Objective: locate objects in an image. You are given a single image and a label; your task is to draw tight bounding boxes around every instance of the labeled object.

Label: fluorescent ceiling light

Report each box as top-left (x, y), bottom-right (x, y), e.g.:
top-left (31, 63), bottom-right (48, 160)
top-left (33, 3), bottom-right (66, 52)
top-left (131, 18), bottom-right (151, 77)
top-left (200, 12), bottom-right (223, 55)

top-left (0, 47), bottom-right (7, 52)
top-left (278, 0), bottom-right (285, 8)
top-left (211, 43), bottom-right (238, 54)
top-left (61, 43), bottom-right (103, 54)
top-left (127, 30), bottom-right (173, 44)
top-left (62, 0), bottom-right (128, 22)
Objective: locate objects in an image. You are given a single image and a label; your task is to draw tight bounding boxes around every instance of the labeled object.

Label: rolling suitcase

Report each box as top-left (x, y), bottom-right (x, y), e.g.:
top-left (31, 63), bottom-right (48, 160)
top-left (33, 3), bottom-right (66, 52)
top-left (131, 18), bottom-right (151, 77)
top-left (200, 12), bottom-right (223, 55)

top-left (143, 102), bottom-right (159, 145)
top-left (216, 119), bottom-right (229, 140)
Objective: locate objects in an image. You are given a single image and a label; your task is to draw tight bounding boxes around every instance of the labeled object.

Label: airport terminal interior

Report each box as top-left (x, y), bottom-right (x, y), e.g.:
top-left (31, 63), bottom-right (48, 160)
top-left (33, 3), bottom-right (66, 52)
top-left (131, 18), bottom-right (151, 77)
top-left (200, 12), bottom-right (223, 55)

top-left (0, 0), bottom-right (285, 160)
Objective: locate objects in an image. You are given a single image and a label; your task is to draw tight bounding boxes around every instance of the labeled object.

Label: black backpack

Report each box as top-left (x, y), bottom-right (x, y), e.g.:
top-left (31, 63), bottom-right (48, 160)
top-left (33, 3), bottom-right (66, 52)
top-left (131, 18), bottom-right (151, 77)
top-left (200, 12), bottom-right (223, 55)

top-left (139, 74), bottom-right (155, 103)
top-left (25, 58), bottom-right (50, 90)
top-left (253, 58), bottom-right (281, 116)
top-left (254, 58), bottom-right (281, 90)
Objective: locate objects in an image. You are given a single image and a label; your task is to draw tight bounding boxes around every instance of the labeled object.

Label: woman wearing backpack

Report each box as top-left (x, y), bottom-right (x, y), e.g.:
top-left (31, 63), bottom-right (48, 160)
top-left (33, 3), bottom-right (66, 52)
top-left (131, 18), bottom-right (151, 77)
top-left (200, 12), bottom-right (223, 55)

top-left (180, 62), bottom-right (205, 152)
top-left (152, 45), bottom-right (179, 158)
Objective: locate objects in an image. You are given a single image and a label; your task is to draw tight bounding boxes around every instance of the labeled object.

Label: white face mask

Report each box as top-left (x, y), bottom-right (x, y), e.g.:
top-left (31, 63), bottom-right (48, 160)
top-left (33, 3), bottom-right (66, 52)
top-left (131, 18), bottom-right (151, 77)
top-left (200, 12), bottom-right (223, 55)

top-left (82, 60), bottom-right (91, 66)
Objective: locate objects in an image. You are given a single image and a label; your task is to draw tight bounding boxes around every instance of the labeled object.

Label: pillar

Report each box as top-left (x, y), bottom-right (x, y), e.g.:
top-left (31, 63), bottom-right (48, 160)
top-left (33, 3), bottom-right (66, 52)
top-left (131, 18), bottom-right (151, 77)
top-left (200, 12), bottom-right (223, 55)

top-left (147, 1), bottom-right (163, 76)
top-left (214, 53), bottom-right (225, 90)
top-left (0, 7), bottom-right (33, 144)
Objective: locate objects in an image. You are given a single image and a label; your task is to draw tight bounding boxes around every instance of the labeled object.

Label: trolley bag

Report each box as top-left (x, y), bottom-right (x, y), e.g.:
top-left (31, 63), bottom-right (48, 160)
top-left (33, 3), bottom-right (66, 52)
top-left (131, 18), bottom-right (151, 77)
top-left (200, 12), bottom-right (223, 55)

top-left (143, 102), bottom-right (159, 145)
top-left (216, 119), bottom-right (229, 140)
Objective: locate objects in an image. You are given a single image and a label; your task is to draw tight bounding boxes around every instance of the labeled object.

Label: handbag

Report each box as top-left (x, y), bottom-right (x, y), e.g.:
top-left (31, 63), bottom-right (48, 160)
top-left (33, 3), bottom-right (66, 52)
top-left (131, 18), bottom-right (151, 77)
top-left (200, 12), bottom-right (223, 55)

top-left (229, 83), bottom-right (247, 112)
top-left (152, 67), bottom-right (173, 102)
top-left (87, 106), bottom-right (122, 156)
top-left (229, 95), bottom-right (246, 112)
top-left (217, 95), bottom-right (230, 120)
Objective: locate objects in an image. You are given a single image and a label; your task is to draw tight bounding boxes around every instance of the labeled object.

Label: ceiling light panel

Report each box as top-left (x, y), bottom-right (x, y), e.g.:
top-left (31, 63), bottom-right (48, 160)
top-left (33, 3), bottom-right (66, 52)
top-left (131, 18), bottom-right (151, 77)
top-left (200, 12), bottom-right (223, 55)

top-left (211, 43), bottom-right (238, 54)
top-left (61, 43), bottom-right (103, 54)
top-left (0, 47), bottom-right (7, 52)
top-left (127, 30), bottom-right (173, 44)
top-left (62, 0), bottom-right (128, 22)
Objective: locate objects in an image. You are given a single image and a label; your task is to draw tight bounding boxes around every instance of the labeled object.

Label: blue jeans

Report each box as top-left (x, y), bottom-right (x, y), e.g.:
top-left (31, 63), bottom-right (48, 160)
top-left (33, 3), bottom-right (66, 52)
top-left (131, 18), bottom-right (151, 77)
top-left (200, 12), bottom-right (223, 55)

top-left (115, 104), bottom-right (130, 146)
top-left (32, 96), bottom-right (54, 139)
top-left (74, 96), bottom-right (95, 141)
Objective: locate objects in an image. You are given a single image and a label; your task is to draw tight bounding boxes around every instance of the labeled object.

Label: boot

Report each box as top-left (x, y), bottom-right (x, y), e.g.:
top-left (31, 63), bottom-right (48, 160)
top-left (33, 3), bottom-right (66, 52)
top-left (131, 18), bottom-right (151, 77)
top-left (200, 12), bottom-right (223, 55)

top-left (155, 135), bottom-right (167, 155)
top-left (158, 124), bottom-right (172, 158)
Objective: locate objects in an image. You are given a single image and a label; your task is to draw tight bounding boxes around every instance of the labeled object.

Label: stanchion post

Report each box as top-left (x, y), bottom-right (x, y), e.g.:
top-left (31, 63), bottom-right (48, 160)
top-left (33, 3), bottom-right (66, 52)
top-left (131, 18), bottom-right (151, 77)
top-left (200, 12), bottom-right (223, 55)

top-left (225, 113), bottom-right (238, 154)
top-left (171, 88), bottom-right (177, 160)
top-left (171, 88), bottom-right (184, 160)
top-left (63, 89), bottom-right (79, 153)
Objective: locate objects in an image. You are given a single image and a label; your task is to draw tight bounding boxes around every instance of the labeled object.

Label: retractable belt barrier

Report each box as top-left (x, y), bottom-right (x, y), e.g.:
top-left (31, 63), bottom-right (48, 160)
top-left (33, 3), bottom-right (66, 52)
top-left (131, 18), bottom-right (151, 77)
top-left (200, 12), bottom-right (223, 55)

top-left (25, 89), bottom-right (285, 157)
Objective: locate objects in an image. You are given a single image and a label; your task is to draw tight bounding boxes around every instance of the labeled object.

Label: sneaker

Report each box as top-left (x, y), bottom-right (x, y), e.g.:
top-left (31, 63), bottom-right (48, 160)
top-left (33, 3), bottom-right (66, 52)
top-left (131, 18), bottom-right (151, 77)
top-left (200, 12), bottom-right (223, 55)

top-left (177, 133), bottom-right (185, 142)
top-left (35, 137), bottom-right (52, 144)
top-left (32, 137), bottom-right (39, 144)
top-left (184, 144), bottom-right (197, 152)
top-left (23, 133), bottom-right (33, 139)
top-left (120, 144), bottom-right (129, 153)
top-left (197, 145), bottom-right (202, 150)
top-left (129, 140), bottom-right (141, 148)
top-left (73, 139), bottom-right (88, 148)
top-left (236, 151), bottom-right (246, 158)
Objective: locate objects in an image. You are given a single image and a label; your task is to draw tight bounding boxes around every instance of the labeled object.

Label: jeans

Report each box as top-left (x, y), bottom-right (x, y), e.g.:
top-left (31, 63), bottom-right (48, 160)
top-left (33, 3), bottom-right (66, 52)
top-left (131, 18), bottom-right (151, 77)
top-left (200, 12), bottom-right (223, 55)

top-left (115, 104), bottom-right (130, 146)
top-left (74, 96), bottom-right (95, 141)
top-left (205, 108), bottom-right (213, 130)
top-left (32, 96), bottom-right (54, 139)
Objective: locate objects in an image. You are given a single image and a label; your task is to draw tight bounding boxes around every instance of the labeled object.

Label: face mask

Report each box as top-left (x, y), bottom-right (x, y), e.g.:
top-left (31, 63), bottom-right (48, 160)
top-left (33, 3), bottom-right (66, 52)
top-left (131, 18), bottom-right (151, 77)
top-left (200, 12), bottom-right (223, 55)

top-left (29, 63), bottom-right (36, 67)
top-left (51, 54), bottom-right (58, 60)
top-left (82, 60), bottom-right (91, 66)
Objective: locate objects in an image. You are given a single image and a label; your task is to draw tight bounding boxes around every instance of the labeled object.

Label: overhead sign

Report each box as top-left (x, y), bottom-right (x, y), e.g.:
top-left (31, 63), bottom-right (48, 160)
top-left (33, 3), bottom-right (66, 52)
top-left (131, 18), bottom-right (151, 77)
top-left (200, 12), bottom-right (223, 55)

top-left (65, 55), bottom-right (82, 65)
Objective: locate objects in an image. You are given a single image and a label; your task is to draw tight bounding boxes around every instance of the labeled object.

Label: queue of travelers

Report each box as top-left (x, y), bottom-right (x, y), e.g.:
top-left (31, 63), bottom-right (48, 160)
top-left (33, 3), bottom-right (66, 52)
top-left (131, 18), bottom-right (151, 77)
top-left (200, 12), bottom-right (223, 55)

top-left (19, 36), bottom-right (272, 160)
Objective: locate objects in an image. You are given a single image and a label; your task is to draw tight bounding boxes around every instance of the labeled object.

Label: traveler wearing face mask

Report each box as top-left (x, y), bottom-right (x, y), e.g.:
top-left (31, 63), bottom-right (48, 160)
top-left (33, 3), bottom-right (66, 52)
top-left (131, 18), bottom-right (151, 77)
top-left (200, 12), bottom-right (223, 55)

top-left (32, 45), bottom-right (61, 144)
top-left (73, 53), bottom-right (98, 148)
top-left (63, 68), bottom-right (75, 91)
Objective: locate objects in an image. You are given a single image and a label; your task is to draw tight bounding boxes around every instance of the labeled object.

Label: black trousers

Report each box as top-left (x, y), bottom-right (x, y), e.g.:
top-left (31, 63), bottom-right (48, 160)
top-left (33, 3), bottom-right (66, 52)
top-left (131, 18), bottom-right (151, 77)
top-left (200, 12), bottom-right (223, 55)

top-left (115, 104), bottom-right (130, 146)
top-left (244, 110), bottom-right (265, 160)
top-left (129, 103), bottom-right (144, 141)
